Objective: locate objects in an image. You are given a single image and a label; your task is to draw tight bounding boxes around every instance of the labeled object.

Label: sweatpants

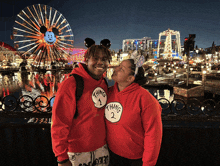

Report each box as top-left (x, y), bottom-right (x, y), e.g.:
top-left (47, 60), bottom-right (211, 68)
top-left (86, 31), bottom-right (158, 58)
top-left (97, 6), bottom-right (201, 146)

top-left (109, 149), bottom-right (143, 166)
top-left (67, 144), bottom-right (109, 166)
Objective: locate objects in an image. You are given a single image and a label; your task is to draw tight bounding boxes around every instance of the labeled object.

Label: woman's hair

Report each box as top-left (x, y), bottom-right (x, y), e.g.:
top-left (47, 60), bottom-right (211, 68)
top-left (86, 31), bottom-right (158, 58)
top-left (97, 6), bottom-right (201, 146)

top-left (84, 45), bottom-right (112, 62)
top-left (127, 59), bottom-right (148, 86)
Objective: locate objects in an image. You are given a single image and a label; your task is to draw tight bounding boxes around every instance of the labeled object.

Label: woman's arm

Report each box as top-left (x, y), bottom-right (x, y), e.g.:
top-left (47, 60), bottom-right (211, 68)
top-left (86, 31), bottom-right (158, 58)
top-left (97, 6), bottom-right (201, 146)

top-left (141, 102), bottom-right (163, 166)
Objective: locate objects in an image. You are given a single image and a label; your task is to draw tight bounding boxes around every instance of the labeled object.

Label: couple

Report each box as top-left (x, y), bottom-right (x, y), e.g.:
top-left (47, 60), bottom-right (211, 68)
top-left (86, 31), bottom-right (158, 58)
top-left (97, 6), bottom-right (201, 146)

top-left (51, 45), bottom-right (163, 166)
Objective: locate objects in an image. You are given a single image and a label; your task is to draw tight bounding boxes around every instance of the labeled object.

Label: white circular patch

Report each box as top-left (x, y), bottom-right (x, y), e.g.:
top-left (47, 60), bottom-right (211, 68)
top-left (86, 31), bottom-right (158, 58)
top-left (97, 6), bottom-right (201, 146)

top-left (105, 102), bottom-right (123, 123)
top-left (92, 87), bottom-right (107, 108)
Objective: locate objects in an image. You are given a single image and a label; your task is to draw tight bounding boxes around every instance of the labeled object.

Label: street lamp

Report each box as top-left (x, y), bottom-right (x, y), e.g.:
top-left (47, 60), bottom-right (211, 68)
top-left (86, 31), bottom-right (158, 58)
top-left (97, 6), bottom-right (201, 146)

top-left (202, 70), bottom-right (207, 87)
top-left (173, 70), bottom-right (176, 78)
top-left (157, 63), bottom-right (160, 75)
top-left (155, 73), bottom-right (157, 82)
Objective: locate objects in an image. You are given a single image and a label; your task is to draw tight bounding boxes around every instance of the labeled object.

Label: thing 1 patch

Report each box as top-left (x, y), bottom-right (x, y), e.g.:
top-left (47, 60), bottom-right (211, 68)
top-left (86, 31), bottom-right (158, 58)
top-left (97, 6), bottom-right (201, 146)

top-left (92, 87), bottom-right (107, 108)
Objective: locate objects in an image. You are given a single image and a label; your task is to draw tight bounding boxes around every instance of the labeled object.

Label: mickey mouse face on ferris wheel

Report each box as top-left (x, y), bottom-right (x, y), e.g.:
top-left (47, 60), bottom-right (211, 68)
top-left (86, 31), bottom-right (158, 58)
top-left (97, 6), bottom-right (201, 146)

top-left (84, 38), bottom-right (111, 49)
top-left (40, 26), bottom-right (59, 45)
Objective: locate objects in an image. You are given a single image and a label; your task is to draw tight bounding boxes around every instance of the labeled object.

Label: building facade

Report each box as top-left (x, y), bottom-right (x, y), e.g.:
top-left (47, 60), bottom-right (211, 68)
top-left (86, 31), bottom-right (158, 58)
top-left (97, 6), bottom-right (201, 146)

top-left (122, 37), bottom-right (177, 58)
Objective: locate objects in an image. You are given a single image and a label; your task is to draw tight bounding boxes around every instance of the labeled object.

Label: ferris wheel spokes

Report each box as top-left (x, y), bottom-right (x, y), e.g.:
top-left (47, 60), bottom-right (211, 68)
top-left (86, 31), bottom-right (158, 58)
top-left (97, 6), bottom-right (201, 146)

top-left (21, 10), bottom-right (40, 32)
top-left (38, 4), bottom-right (44, 25)
top-left (13, 4), bottom-right (74, 68)
top-left (14, 39), bottom-right (38, 43)
top-left (27, 6), bottom-right (41, 27)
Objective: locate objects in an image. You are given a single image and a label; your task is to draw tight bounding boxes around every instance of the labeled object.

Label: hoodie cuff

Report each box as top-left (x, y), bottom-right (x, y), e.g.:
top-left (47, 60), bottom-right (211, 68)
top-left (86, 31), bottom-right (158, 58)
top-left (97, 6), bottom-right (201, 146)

top-left (57, 153), bottom-right (69, 162)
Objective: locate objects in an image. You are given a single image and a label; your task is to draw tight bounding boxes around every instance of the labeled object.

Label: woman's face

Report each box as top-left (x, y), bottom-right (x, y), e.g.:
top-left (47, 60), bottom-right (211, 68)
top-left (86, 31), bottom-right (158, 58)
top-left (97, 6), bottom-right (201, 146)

top-left (112, 60), bottom-right (133, 83)
top-left (86, 50), bottom-right (109, 80)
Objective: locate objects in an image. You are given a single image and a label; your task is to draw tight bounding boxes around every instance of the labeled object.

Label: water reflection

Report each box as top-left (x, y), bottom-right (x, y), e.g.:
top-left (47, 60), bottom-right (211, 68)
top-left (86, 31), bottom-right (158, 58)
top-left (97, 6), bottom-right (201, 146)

top-left (0, 70), bottom-right (174, 107)
top-left (0, 70), bottom-right (72, 102)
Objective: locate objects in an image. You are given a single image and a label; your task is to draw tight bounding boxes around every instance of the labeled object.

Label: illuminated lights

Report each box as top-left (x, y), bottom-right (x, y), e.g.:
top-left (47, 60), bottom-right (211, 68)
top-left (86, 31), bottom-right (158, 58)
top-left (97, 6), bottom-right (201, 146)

top-left (17, 14), bottom-right (39, 32)
top-left (38, 4), bottom-right (44, 25)
top-left (13, 4), bottom-right (74, 68)
top-left (15, 20), bottom-right (36, 33)
top-left (27, 6), bottom-right (40, 27)
top-left (18, 42), bottom-right (36, 50)
top-left (13, 27), bottom-right (39, 36)
top-left (51, 10), bottom-right (57, 26)
top-left (14, 39), bottom-right (38, 43)
top-left (55, 14), bottom-right (63, 26)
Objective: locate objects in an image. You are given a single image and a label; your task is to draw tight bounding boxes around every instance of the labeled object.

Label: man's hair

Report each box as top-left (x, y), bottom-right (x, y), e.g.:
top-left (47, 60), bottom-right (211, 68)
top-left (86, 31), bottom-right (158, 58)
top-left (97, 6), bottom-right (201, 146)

top-left (84, 45), bottom-right (111, 62)
top-left (127, 59), bottom-right (148, 86)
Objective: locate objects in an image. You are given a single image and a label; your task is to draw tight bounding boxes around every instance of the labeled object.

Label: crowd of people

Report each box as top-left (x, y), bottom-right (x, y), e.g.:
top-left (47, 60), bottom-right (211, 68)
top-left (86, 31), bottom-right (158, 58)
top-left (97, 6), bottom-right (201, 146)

top-left (51, 39), bottom-right (163, 166)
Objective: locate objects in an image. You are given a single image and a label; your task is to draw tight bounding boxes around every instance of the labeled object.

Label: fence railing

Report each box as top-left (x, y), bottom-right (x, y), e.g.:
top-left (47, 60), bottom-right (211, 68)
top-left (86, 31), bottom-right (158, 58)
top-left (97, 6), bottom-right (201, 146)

top-left (158, 97), bottom-right (220, 115)
top-left (0, 94), bottom-right (220, 124)
top-left (0, 95), bottom-right (219, 166)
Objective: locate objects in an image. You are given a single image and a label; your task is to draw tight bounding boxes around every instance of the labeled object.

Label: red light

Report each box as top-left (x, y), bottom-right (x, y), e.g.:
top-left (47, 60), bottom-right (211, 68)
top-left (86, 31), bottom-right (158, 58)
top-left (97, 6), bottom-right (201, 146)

top-left (185, 38), bottom-right (188, 41)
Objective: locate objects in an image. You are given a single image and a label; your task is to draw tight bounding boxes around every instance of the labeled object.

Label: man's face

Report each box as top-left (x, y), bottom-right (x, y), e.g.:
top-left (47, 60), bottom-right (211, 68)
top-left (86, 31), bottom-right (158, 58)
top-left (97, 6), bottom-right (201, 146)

top-left (86, 50), bottom-right (109, 80)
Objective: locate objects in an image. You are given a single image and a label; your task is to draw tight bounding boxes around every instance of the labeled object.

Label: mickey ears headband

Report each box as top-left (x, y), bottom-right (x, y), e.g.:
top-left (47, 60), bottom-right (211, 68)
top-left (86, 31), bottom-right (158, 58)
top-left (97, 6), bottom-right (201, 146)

top-left (84, 38), bottom-right (111, 49)
top-left (130, 50), bottom-right (145, 76)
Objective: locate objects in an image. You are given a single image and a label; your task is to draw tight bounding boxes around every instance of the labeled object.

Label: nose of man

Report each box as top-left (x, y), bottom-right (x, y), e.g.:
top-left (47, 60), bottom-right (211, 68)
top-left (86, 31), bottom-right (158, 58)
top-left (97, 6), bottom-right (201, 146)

top-left (97, 58), bottom-right (104, 65)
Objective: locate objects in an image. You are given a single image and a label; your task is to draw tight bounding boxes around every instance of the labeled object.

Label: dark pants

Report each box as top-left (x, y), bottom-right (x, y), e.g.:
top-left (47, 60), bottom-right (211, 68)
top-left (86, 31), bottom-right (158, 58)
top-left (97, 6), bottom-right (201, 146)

top-left (109, 149), bottom-right (143, 166)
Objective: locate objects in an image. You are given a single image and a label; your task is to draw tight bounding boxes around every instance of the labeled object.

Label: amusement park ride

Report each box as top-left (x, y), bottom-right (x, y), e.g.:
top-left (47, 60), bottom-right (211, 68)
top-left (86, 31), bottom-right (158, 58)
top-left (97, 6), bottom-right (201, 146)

top-left (0, 4), bottom-right (78, 113)
top-left (157, 28), bottom-right (181, 59)
top-left (10, 4), bottom-right (74, 68)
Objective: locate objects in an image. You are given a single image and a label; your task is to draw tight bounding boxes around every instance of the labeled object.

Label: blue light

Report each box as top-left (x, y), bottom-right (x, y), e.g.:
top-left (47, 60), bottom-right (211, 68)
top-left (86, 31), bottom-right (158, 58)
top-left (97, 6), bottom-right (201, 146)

top-left (134, 40), bottom-right (138, 45)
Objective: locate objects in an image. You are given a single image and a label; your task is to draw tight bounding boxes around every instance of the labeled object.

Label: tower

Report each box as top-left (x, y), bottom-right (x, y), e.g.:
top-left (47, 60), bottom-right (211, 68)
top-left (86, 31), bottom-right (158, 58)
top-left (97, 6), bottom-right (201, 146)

top-left (157, 28), bottom-right (181, 59)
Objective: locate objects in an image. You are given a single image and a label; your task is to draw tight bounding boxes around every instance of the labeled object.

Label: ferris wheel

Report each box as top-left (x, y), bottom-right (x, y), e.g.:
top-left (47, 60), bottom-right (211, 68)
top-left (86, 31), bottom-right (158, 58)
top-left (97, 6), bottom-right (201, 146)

top-left (11, 4), bottom-right (74, 67)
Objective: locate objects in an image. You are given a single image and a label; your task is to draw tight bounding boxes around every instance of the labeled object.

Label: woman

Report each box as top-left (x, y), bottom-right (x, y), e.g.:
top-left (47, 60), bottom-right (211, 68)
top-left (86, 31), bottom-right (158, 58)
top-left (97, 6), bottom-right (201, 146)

top-left (51, 45), bottom-right (111, 166)
top-left (105, 59), bottom-right (163, 166)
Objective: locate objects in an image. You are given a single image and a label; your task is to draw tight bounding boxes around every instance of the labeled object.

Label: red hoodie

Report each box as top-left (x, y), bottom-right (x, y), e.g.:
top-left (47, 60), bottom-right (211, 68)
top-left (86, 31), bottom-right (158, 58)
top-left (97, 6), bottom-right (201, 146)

top-left (105, 83), bottom-right (162, 166)
top-left (51, 63), bottom-right (108, 161)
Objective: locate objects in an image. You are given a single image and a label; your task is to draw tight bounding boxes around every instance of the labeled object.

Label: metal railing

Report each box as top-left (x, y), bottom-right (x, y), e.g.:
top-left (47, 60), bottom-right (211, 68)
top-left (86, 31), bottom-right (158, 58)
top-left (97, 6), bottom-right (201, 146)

top-left (158, 97), bottom-right (220, 122)
top-left (0, 94), bottom-right (220, 122)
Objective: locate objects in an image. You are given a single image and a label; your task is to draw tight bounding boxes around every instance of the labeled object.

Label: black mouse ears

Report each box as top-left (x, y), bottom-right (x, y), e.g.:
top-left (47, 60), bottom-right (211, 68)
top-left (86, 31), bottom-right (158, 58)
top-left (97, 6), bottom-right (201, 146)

top-left (100, 39), bottom-right (111, 49)
top-left (84, 38), bottom-right (95, 48)
top-left (40, 26), bottom-right (59, 35)
top-left (84, 38), bottom-right (111, 49)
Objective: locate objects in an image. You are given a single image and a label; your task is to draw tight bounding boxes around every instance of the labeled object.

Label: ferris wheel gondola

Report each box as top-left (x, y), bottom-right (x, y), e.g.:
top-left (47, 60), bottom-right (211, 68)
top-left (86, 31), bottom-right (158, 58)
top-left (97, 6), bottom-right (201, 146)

top-left (12, 4), bottom-right (74, 67)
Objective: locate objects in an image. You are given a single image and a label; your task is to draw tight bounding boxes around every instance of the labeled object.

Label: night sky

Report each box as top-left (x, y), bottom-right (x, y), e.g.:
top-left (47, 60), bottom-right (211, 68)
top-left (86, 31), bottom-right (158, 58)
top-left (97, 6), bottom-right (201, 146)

top-left (1, 0), bottom-right (220, 51)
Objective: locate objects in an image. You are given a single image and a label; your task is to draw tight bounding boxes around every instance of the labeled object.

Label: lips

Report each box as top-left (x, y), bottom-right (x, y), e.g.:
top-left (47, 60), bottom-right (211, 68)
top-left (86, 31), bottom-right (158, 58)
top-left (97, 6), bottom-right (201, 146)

top-left (95, 66), bottom-right (105, 70)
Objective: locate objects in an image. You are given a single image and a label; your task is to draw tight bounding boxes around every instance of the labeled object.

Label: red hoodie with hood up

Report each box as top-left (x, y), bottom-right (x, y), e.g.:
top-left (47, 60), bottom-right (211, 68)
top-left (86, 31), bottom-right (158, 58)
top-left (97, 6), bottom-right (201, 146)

top-left (51, 63), bottom-right (108, 161)
top-left (105, 82), bottom-right (162, 166)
